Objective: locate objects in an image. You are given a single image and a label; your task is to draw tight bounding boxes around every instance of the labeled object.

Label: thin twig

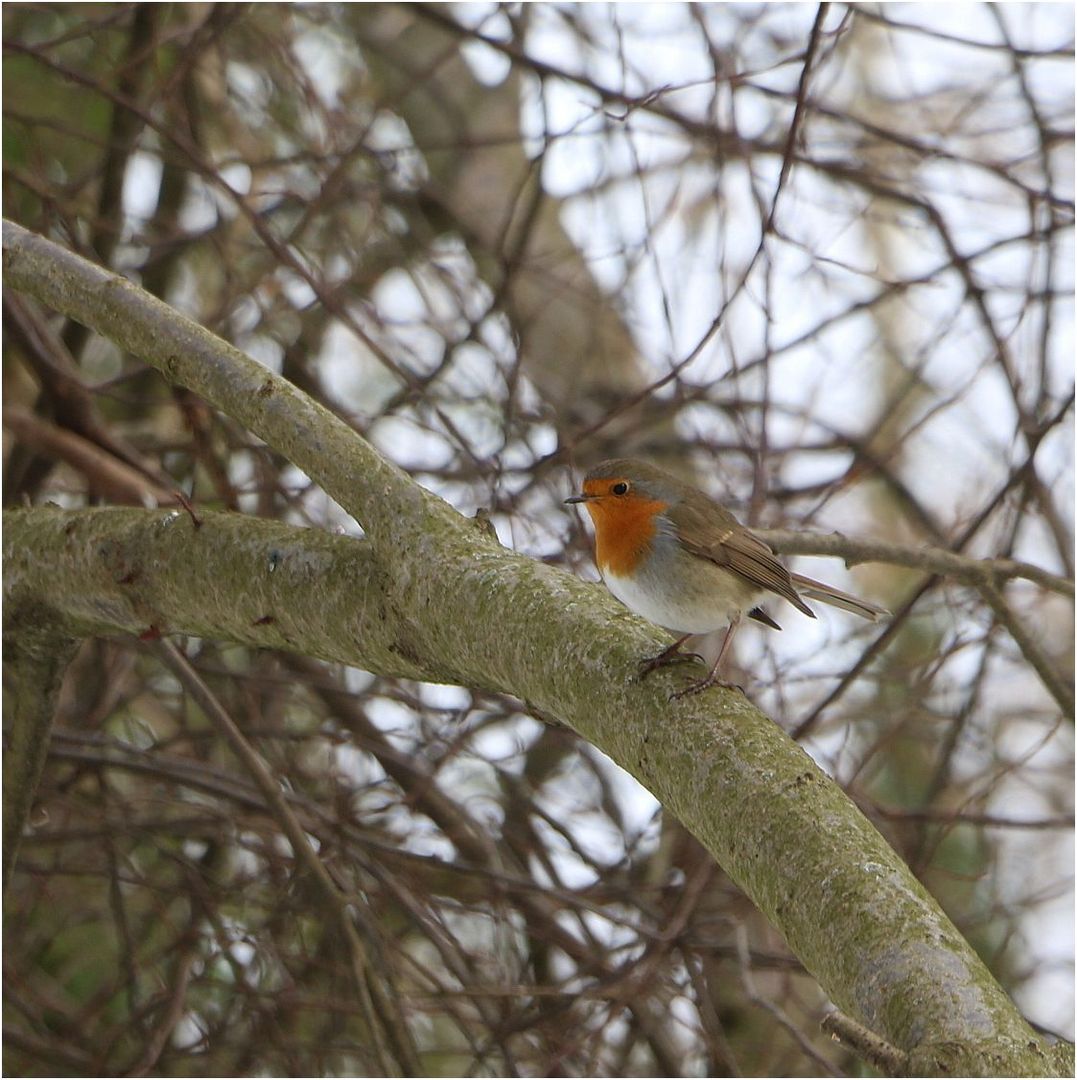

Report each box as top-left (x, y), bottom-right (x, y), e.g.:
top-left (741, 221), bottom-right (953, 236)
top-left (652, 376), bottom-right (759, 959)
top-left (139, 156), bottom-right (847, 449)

top-left (153, 640), bottom-right (420, 1077)
top-left (821, 1009), bottom-right (907, 1076)
top-left (759, 527), bottom-right (1073, 598)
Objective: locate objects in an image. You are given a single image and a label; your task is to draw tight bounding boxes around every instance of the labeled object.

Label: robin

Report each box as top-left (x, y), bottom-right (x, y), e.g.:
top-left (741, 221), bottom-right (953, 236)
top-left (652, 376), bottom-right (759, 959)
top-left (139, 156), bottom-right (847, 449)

top-left (565, 458), bottom-right (888, 699)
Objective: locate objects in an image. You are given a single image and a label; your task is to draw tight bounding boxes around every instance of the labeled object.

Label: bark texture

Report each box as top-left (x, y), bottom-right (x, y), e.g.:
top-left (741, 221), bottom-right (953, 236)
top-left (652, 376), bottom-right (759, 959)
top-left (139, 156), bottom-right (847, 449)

top-left (2, 219), bottom-right (1066, 1076)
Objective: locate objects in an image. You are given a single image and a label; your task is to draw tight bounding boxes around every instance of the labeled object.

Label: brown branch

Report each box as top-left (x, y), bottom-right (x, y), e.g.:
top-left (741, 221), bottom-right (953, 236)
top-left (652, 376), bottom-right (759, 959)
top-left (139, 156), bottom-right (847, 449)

top-left (758, 527), bottom-right (1074, 598)
top-left (978, 579), bottom-right (1074, 718)
top-left (153, 640), bottom-right (421, 1077)
top-left (2, 406), bottom-right (177, 506)
top-left (125, 935), bottom-right (198, 1077)
top-left (821, 1009), bottom-right (907, 1076)
top-left (2, 628), bottom-right (79, 893)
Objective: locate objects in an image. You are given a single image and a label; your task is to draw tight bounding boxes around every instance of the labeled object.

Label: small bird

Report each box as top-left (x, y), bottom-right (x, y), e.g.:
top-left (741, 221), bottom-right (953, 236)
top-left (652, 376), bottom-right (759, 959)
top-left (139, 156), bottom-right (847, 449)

top-left (565, 458), bottom-right (888, 699)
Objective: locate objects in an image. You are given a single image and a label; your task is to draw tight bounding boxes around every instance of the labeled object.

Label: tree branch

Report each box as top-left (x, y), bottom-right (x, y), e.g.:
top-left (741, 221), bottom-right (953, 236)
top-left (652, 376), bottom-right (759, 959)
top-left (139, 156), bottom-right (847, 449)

top-left (758, 527), bottom-right (1073, 598)
top-left (821, 1010), bottom-right (907, 1076)
top-left (154, 640), bottom-right (420, 1077)
top-left (2, 219), bottom-right (1066, 1076)
top-left (2, 624), bottom-right (78, 893)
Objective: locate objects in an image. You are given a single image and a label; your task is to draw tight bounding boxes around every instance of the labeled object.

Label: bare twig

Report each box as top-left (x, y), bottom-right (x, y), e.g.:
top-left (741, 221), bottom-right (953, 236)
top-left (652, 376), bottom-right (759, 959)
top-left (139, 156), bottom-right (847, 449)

top-left (822, 1009), bottom-right (907, 1076)
top-left (153, 640), bottom-right (420, 1077)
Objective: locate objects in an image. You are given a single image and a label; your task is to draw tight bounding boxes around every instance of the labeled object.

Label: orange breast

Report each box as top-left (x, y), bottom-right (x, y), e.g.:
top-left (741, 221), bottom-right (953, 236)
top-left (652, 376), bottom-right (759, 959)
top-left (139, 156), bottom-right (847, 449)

top-left (585, 496), bottom-right (669, 576)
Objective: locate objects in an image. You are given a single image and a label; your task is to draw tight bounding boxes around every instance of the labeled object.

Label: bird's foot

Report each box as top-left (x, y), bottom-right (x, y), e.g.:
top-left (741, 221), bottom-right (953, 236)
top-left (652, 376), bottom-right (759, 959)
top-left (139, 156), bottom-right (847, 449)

top-left (638, 644), bottom-right (702, 680)
top-left (668, 674), bottom-right (743, 701)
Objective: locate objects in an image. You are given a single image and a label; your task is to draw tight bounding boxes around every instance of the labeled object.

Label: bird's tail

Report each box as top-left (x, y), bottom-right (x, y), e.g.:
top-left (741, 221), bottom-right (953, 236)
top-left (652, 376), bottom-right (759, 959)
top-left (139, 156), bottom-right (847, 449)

top-left (790, 573), bottom-right (889, 621)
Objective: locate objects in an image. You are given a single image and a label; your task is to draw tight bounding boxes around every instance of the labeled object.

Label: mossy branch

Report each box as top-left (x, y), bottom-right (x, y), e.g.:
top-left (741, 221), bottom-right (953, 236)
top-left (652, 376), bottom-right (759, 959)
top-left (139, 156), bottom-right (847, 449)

top-left (3, 219), bottom-right (1067, 1076)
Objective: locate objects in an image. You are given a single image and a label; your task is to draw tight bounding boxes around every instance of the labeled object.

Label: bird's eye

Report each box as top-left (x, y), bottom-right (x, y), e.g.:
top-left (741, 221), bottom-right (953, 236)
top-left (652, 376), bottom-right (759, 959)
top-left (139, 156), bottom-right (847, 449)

top-left (611, 481), bottom-right (629, 495)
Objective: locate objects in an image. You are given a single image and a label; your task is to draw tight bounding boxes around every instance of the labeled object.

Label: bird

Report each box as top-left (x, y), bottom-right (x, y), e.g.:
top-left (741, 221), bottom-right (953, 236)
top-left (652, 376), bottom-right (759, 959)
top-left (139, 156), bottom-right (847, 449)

top-left (565, 458), bottom-right (888, 699)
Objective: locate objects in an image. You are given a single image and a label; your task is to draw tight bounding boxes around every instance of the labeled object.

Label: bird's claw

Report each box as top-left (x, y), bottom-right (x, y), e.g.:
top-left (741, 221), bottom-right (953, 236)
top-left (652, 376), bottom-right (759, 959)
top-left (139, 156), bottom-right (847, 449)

top-left (668, 677), bottom-right (743, 701)
top-left (638, 650), bottom-right (703, 679)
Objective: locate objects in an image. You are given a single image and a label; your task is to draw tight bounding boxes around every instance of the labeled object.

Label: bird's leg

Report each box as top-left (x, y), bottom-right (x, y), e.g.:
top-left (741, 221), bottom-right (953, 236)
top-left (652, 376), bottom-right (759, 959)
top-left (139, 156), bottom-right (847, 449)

top-left (638, 634), bottom-right (702, 679)
top-left (669, 613), bottom-right (742, 700)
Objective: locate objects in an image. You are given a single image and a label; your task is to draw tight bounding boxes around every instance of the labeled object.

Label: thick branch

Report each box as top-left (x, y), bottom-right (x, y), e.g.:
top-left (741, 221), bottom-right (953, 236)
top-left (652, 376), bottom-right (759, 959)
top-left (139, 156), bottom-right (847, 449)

top-left (2, 219), bottom-right (429, 555)
top-left (2, 220), bottom-right (1065, 1076)
top-left (1, 507), bottom-right (433, 682)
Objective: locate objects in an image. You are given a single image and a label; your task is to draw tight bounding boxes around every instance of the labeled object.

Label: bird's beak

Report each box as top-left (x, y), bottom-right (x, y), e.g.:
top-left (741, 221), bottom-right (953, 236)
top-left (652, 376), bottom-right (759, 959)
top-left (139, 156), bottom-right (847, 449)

top-left (564, 493), bottom-right (591, 505)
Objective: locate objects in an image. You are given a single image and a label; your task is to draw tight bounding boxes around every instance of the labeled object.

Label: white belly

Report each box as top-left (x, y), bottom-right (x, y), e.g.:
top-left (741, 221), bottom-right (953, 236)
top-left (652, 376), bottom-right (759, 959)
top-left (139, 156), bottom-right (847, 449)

top-left (603, 565), bottom-right (753, 635)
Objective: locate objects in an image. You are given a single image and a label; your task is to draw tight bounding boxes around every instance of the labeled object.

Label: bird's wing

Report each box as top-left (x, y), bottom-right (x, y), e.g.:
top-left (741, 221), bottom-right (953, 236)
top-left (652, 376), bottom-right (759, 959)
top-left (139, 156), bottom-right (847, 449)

top-left (672, 501), bottom-right (816, 618)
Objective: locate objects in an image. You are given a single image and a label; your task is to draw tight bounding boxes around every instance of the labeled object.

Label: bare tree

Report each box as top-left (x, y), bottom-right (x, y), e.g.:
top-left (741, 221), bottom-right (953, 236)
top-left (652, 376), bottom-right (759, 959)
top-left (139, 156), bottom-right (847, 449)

top-left (3, 4), bottom-right (1072, 1076)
